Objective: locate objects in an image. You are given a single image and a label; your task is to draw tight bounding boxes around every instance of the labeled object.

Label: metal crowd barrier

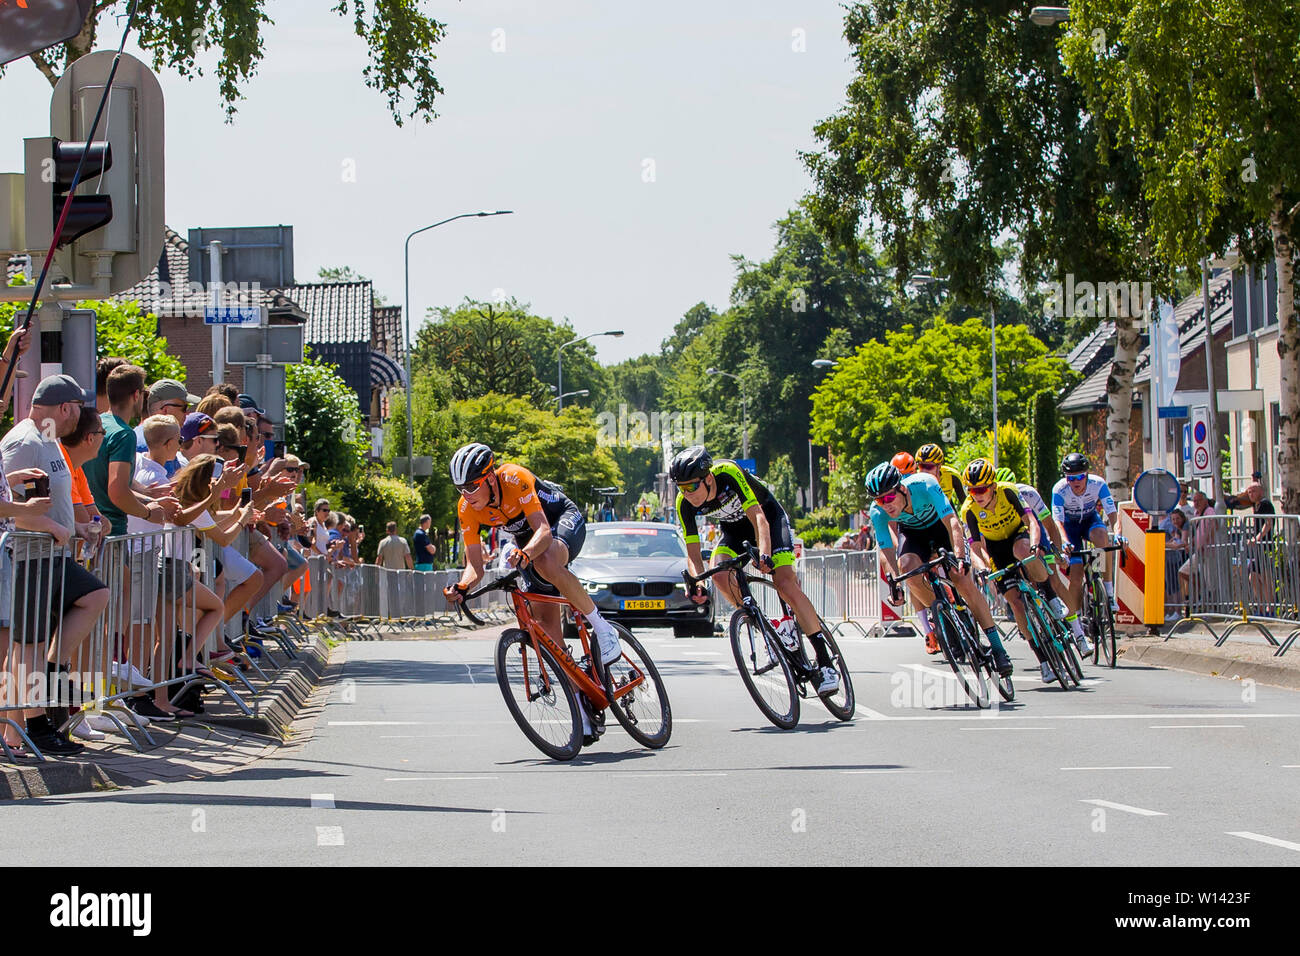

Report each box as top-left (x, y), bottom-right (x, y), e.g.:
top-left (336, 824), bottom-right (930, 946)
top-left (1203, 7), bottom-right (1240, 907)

top-left (1166, 513), bottom-right (1300, 656)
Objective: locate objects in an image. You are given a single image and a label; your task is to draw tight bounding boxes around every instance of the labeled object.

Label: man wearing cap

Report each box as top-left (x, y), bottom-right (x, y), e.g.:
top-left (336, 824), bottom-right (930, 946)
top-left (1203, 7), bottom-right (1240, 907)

top-left (82, 364), bottom-right (180, 538)
top-left (134, 379), bottom-right (199, 468)
top-left (176, 412), bottom-right (219, 468)
top-left (0, 374), bottom-right (111, 756)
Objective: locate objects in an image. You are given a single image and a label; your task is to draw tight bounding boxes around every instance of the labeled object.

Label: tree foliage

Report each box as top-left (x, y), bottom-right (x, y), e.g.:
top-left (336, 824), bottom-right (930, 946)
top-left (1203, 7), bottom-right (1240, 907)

top-left (810, 317), bottom-right (1073, 511)
top-left (20, 1), bottom-right (447, 125)
top-left (286, 356), bottom-right (369, 484)
top-left (87, 299), bottom-right (186, 383)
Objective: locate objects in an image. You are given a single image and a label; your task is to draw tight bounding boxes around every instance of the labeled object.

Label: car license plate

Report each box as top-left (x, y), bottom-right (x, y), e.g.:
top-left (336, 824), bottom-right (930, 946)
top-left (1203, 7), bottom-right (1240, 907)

top-left (621, 599), bottom-right (665, 611)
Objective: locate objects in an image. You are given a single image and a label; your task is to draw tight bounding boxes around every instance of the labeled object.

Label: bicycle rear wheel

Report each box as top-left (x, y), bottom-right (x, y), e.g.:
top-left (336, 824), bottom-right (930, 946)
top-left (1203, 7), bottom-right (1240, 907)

top-left (935, 602), bottom-right (990, 708)
top-left (1093, 577), bottom-right (1117, 667)
top-left (802, 622), bottom-right (855, 721)
top-left (1055, 616), bottom-right (1085, 686)
top-left (1026, 601), bottom-right (1071, 689)
top-left (729, 608), bottom-right (799, 729)
top-left (601, 623), bottom-right (672, 749)
top-left (495, 628), bottom-right (582, 761)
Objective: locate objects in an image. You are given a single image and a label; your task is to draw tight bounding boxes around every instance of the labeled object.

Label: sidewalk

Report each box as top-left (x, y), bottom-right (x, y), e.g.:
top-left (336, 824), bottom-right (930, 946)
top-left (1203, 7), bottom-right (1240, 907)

top-left (0, 632), bottom-right (334, 800)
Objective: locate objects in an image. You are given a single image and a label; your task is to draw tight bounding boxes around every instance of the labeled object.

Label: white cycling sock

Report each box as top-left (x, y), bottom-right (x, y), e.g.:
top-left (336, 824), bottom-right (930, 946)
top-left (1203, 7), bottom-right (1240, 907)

top-left (585, 607), bottom-right (609, 629)
top-left (917, 607), bottom-right (931, 634)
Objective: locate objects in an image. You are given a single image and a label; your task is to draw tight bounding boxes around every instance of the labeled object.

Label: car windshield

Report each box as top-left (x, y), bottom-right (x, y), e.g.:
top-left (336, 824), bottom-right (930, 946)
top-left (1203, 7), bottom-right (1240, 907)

top-left (583, 528), bottom-right (686, 559)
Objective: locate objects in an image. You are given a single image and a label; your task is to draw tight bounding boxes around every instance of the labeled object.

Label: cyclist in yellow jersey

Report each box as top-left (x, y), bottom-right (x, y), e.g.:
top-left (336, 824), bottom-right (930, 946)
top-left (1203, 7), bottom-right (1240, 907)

top-left (915, 443), bottom-right (965, 510)
top-left (961, 458), bottom-right (1078, 683)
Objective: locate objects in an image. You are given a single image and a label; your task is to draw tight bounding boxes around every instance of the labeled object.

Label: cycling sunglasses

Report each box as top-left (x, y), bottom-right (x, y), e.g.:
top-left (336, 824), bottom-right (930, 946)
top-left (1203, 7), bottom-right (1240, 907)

top-left (457, 475), bottom-right (489, 496)
top-left (676, 479), bottom-right (705, 494)
top-left (918, 462), bottom-right (939, 471)
top-left (872, 491), bottom-right (900, 505)
top-left (1065, 472), bottom-right (1087, 482)
top-left (968, 483), bottom-right (993, 495)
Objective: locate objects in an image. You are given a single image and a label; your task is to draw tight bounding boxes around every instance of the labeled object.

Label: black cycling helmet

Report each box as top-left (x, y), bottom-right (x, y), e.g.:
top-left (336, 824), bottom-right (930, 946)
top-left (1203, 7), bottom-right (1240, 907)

top-left (669, 445), bottom-right (713, 484)
top-left (449, 442), bottom-right (495, 485)
top-left (1061, 452), bottom-right (1090, 476)
top-left (865, 462), bottom-right (902, 498)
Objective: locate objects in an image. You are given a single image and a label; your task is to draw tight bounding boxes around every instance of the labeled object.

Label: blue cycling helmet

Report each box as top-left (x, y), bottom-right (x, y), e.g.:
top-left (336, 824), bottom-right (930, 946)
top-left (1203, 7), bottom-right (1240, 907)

top-left (865, 462), bottom-right (902, 498)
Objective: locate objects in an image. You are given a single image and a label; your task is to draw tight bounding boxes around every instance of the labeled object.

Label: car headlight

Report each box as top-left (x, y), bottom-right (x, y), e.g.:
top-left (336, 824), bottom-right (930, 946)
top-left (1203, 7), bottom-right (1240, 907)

top-left (584, 580), bottom-right (606, 594)
top-left (674, 582), bottom-right (687, 591)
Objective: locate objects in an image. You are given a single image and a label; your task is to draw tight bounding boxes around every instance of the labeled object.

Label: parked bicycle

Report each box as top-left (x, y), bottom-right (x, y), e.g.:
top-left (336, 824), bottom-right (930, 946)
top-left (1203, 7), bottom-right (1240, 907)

top-left (983, 553), bottom-right (1082, 689)
top-left (457, 570), bottom-right (671, 760)
top-left (684, 545), bottom-right (855, 728)
top-left (888, 549), bottom-right (1013, 708)
top-left (1075, 538), bottom-right (1127, 668)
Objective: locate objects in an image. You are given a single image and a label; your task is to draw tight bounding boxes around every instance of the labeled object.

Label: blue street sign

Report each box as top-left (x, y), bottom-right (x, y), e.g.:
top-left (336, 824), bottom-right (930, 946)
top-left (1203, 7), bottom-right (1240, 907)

top-left (1157, 405), bottom-right (1189, 419)
top-left (204, 306), bottom-right (259, 325)
top-left (1183, 424), bottom-right (1191, 461)
top-left (735, 458), bottom-right (757, 474)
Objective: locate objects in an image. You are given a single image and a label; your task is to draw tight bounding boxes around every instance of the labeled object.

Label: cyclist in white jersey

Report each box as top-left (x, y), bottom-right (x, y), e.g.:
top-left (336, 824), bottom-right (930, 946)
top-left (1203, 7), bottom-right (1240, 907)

top-left (1050, 452), bottom-right (1119, 615)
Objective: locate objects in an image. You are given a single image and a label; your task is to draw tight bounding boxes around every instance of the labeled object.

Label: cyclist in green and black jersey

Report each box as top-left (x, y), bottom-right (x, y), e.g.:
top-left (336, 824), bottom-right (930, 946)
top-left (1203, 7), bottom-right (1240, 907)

top-left (670, 445), bottom-right (841, 695)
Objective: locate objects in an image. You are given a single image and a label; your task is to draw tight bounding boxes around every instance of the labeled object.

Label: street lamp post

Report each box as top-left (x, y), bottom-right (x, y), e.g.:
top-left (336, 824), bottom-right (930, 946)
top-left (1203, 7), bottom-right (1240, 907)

top-left (558, 330), bottom-right (624, 411)
top-left (811, 359), bottom-right (838, 511)
top-left (706, 368), bottom-right (748, 460)
top-left (403, 210), bottom-right (513, 484)
top-left (549, 389), bottom-right (589, 406)
top-left (910, 274), bottom-right (1000, 467)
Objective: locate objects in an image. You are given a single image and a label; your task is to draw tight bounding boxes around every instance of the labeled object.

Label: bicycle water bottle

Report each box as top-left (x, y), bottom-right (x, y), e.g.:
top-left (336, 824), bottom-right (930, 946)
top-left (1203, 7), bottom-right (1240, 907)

top-left (770, 615), bottom-right (798, 651)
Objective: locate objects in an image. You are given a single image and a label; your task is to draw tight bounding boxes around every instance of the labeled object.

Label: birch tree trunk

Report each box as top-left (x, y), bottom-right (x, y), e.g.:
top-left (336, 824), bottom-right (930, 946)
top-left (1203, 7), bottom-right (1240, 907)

top-left (1271, 189), bottom-right (1299, 513)
top-left (1103, 303), bottom-right (1141, 503)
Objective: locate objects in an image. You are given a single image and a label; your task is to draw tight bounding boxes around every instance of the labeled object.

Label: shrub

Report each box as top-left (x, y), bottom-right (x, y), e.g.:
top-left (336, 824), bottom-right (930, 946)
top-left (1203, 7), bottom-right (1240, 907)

top-left (339, 474), bottom-right (426, 562)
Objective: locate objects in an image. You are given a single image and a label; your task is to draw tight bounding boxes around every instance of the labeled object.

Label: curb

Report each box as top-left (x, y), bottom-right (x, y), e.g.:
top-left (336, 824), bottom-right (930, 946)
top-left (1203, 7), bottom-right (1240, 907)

top-left (1122, 642), bottom-right (1300, 692)
top-left (0, 633), bottom-right (330, 801)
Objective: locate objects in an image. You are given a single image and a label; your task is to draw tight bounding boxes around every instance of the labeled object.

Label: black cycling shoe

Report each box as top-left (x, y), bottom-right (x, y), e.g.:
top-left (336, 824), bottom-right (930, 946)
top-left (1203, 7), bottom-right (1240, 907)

top-left (582, 733), bottom-right (601, 747)
top-left (991, 646), bottom-right (1015, 678)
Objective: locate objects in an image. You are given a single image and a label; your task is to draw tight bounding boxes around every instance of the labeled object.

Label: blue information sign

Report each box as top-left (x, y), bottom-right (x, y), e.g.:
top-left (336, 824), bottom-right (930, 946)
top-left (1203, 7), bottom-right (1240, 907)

top-left (204, 306), bottom-right (259, 325)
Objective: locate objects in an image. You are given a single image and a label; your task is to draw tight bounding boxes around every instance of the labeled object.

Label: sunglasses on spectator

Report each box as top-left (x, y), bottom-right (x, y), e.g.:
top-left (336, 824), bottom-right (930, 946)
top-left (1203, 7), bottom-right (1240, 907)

top-left (161, 402), bottom-right (187, 412)
top-left (968, 483), bottom-right (993, 495)
top-left (1065, 473), bottom-right (1086, 482)
top-left (872, 491), bottom-right (900, 505)
top-left (676, 479), bottom-right (704, 494)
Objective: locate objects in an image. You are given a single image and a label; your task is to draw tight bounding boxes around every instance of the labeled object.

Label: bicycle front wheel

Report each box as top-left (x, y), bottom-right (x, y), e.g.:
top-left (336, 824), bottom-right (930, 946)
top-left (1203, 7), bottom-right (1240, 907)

top-left (602, 623), bottom-right (672, 749)
top-left (495, 628), bottom-right (582, 761)
top-left (729, 608), bottom-right (799, 729)
top-left (1026, 601), bottom-right (1072, 689)
top-left (935, 603), bottom-right (990, 708)
top-left (800, 622), bottom-right (855, 721)
top-left (1094, 578), bottom-right (1117, 668)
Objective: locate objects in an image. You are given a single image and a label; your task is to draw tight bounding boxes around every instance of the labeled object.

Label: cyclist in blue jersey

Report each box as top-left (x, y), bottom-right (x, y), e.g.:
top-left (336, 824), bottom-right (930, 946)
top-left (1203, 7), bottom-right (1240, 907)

top-left (1051, 452), bottom-right (1119, 614)
top-left (867, 462), bottom-right (1013, 677)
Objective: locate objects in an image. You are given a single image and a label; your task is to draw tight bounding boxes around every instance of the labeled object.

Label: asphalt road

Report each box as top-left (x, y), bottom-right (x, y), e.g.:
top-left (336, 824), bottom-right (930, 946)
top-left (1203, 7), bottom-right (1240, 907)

top-left (3, 626), bottom-right (1300, 866)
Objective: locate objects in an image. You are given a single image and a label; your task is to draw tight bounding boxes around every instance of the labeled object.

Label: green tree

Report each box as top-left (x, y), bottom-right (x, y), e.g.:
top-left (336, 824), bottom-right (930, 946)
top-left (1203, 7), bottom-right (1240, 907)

top-left (415, 300), bottom-right (544, 403)
top-left (19, 1), bottom-right (447, 125)
top-left (1062, 0), bottom-right (1300, 510)
top-left (810, 318), bottom-right (1073, 511)
top-left (803, 1), bottom-right (1160, 499)
top-left (949, 422), bottom-right (1032, 488)
top-left (764, 455), bottom-right (802, 514)
top-left (286, 357), bottom-right (368, 484)
top-left (317, 266), bottom-right (388, 306)
top-left (86, 299), bottom-right (185, 383)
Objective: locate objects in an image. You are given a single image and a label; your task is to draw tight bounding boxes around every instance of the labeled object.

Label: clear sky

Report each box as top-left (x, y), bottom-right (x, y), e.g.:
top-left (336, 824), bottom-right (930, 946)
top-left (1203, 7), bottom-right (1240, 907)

top-left (0, 0), bottom-right (856, 364)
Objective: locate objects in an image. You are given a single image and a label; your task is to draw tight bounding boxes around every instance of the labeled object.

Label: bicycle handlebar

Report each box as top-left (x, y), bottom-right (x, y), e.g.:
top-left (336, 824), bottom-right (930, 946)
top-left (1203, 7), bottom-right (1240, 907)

top-left (984, 550), bottom-right (1060, 584)
top-left (452, 569), bottom-right (523, 626)
top-left (682, 544), bottom-right (763, 589)
top-left (885, 548), bottom-right (959, 588)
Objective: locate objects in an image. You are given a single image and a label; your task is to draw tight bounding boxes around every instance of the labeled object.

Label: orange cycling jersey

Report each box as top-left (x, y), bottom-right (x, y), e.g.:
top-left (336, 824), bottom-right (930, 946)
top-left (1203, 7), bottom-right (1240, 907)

top-left (458, 462), bottom-right (573, 548)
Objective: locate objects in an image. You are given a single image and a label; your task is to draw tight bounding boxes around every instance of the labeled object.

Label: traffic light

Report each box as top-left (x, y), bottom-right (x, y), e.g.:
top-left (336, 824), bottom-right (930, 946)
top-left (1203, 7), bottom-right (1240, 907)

top-left (50, 138), bottom-right (114, 247)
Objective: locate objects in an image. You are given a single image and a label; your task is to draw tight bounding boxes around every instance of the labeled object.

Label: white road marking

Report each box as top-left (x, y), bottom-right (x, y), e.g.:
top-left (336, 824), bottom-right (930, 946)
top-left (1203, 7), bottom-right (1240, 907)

top-left (1080, 799), bottom-right (1166, 816)
top-left (844, 712), bottom-right (1300, 723)
top-left (316, 826), bottom-right (345, 846)
top-left (1227, 831), bottom-right (1300, 853)
top-left (384, 776), bottom-right (499, 782)
top-left (959, 726), bottom-right (1053, 731)
top-left (903, 663), bottom-right (957, 681)
top-left (853, 704), bottom-right (890, 720)
top-left (1061, 766), bottom-right (1172, 771)
top-left (329, 721), bottom-right (432, 726)
top-left (617, 772), bottom-right (728, 778)
top-left (379, 734), bottom-right (482, 739)
top-left (1149, 724), bottom-right (1244, 729)
top-left (464, 663), bottom-right (476, 685)
top-left (310, 793), bottom-right (335, 809)
top-left (841, 768), bottom-right (952, 775)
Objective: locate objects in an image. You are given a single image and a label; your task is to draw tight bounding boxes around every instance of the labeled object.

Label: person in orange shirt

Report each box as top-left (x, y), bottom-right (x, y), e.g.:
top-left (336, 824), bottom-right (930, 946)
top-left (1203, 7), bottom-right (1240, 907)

top-left (60, 407), bottom-right (108, 556)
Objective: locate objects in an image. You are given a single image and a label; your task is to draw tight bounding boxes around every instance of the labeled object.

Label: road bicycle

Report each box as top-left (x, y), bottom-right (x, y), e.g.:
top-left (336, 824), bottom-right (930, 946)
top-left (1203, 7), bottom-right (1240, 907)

top-left (683, 546), bottom-right (854, 729)
top-left (983, 553), bottom-right (1082, 689)
top-left (888, 550), bottom-right (1014, 708)
top-left (457, 570), bottom-right (671, 760)
top-left (1075, 538), bottom-right (1127, 668)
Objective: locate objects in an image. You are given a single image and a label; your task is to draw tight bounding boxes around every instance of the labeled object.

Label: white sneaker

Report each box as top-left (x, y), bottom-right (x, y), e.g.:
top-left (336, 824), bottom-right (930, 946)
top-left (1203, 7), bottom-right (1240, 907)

top-left (70, 720), bottom-right (106, 742)
top-left (815, 666), bottom-right (840, 696)
top-left (1040, 661), bottom-right (1057, 684)
top-left (110, 661), bottom-right (150, 688)
top-left (593, 622), bottom-right (622, 667)
top-left (1075, 634), bottom-right (1094, 657)
top-left (82, 712), bottom-right (121, 734)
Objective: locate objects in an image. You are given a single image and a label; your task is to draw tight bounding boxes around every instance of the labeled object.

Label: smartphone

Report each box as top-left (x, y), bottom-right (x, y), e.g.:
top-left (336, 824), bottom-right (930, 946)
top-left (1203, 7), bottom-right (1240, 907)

top-left (236, 444), bottom-right (249, 459)
top-left (26, 475), bottom-right (50, 498)
top-left (271, 440), bottom-right (285, 460)
top-left (212, 460), bottom-right (224, 480)
top-left (241, 488), bottom-right (252, 506)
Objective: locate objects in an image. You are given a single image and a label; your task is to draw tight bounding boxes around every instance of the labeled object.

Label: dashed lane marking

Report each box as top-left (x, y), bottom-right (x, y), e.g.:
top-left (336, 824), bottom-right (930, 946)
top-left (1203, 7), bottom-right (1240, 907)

top-left (1080, 799), bottom-right (1166, 816)
top-left (1226, 831), bottom-right (1300, 853)
top-left (316, 826), bottom-right (345, 846)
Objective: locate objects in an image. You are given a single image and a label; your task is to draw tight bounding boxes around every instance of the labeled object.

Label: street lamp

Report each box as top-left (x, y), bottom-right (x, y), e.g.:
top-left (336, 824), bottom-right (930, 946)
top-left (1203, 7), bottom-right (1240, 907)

top-left (403, 209), bottom-right (513, 484)
top-left (706, 367), bottom-right (749, 460)
top-left (558, 330), bottom-right (623, 411)
top-left (549, 389), bottom-right (589, 406)
top-left (809, 359), bottom-right (839, 509)
top-left (1029, 6), bottom-right (1070, 26)
top-left (910, 273), bottom-right (1000, 468)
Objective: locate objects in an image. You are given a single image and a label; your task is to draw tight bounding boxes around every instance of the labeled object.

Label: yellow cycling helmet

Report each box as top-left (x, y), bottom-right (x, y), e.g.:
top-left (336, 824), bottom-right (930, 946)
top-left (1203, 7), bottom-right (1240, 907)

top-left (964, 458), bottom-right (996, 488)
top-left (916, 443), bottom-right (944, 466)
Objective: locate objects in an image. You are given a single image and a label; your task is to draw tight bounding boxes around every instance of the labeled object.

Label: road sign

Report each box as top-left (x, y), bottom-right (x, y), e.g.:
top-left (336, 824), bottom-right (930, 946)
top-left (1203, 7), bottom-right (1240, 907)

top-left (1190, 405), bottom-right (1212, 477)
top-left (204, 306), bottom-right (260, 325)
top-left (1157, 405), bottom-right (1188, 419)
top-left (1133, 468), bottom-right (1181, 515)
top-left (735, 458), bottom-right (757, 474)
top-left (1183, 424), bottom-right (1191, 462)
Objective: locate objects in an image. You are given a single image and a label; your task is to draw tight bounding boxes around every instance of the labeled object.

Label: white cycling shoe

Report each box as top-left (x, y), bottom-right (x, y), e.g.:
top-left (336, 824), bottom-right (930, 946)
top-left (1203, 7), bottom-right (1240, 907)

top-left (593, 623), bottom-right (623, 667)
top-left (815, 666), bottom-right (840, 696)
top-left (1075, 634), bottom-right (1094, 656)
top-left (1040, 661), bottom-right (1057, 684)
